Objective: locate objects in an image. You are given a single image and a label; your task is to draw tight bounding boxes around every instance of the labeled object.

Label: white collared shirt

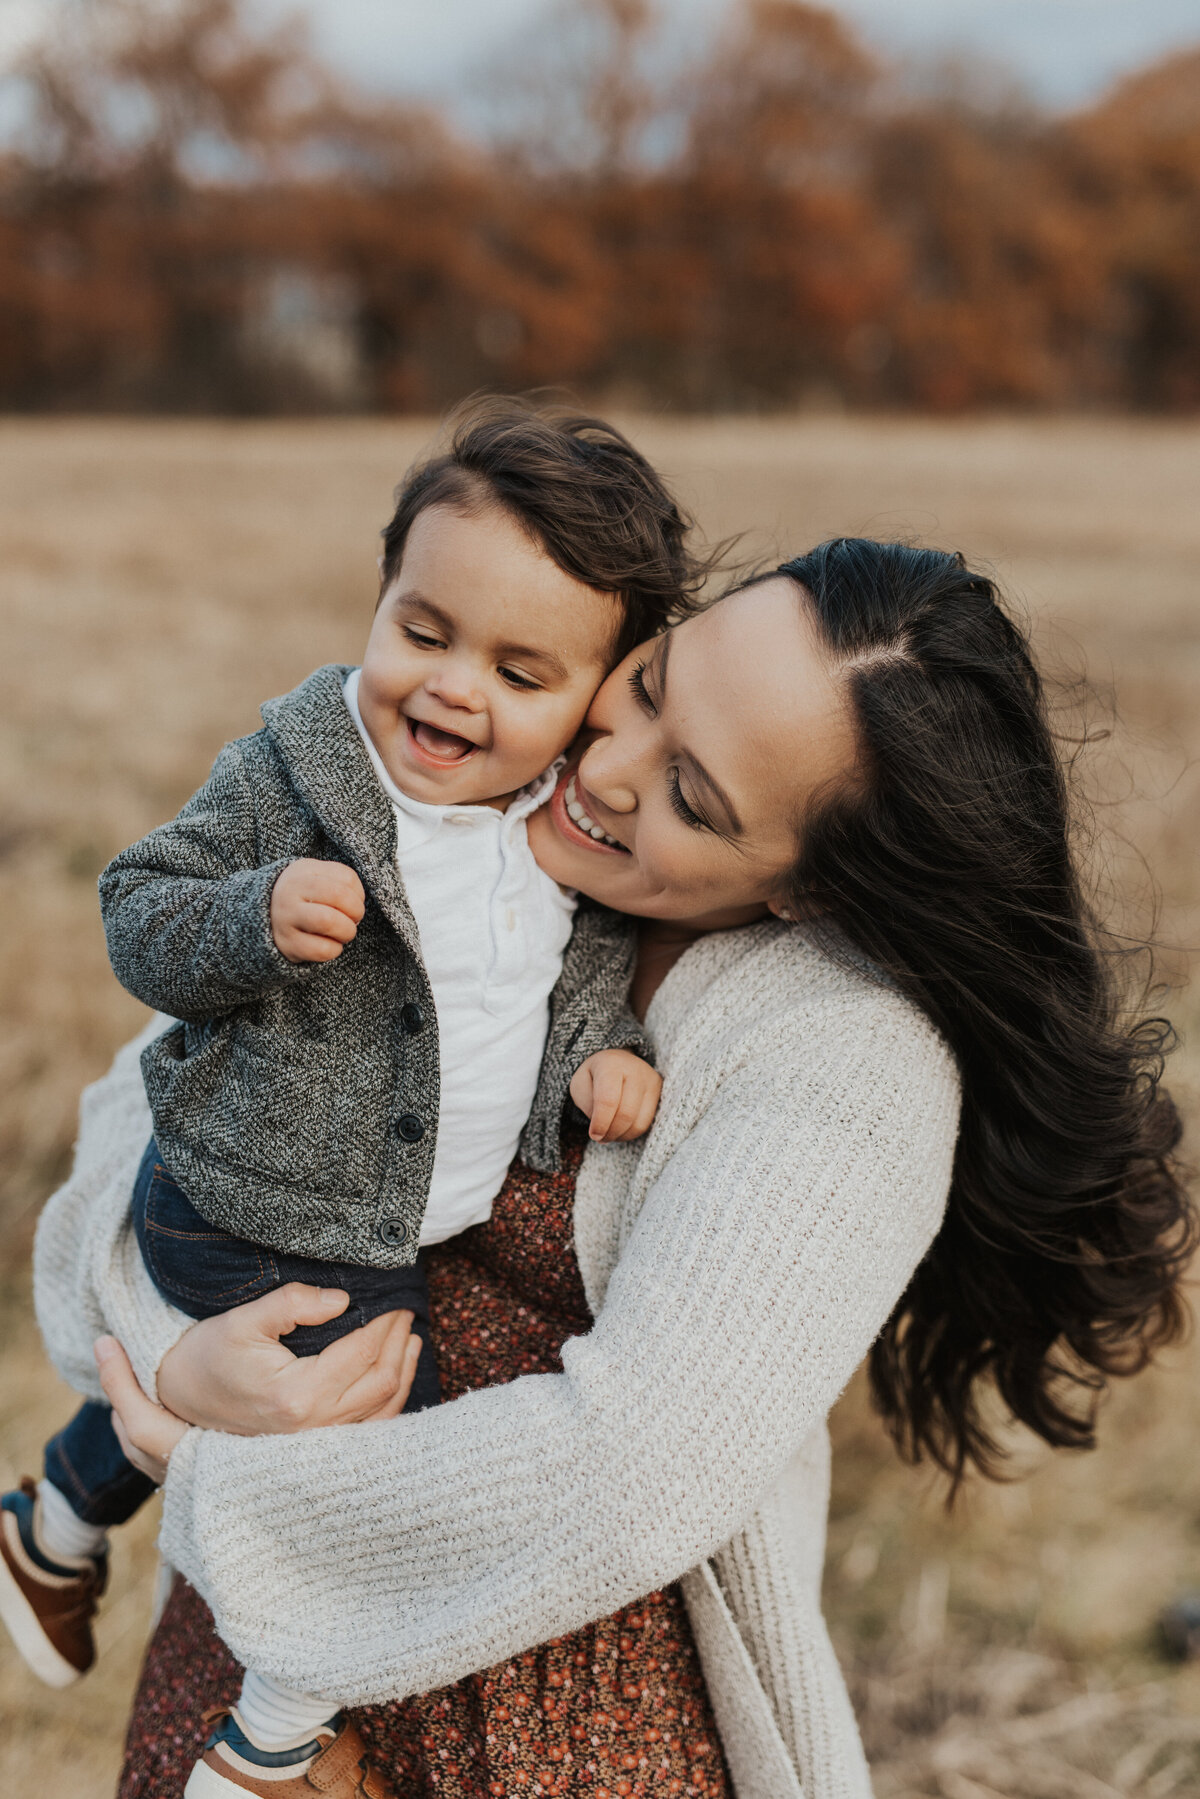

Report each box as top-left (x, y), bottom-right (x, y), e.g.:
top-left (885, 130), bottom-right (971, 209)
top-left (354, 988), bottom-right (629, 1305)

top-left (343, 671), bottom-right (577, 1244)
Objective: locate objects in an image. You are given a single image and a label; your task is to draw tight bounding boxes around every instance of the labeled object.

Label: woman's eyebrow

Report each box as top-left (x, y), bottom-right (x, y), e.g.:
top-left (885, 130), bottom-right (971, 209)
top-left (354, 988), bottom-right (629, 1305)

top-left (658, 633), bottom-right (744, 836)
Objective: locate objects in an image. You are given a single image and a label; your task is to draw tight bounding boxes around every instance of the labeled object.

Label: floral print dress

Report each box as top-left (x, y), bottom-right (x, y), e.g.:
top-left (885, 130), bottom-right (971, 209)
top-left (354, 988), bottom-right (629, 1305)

top-left (118, 1128), bottom-right (731, 1798)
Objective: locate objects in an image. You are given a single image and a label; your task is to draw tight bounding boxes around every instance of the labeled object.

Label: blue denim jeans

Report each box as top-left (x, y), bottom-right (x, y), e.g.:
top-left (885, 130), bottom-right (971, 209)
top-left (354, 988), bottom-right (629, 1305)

top-left (44, 1138), bottom-right (441, 1527)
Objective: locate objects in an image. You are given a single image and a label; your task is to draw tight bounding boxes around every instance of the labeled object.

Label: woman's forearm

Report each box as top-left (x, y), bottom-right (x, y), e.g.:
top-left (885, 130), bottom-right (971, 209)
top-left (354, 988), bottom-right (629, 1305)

top-left (158, 1004), bottom-right (959, 1707)
top-left (38, 1023), bottom-right (434, 1428)
top-left (33, 1017), bottom-right (195, 1404)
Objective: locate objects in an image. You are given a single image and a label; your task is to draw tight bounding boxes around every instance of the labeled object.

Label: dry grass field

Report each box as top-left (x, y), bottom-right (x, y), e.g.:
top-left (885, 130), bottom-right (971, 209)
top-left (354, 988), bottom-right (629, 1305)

top-left (2, 414), bottom-right (1200, 1797)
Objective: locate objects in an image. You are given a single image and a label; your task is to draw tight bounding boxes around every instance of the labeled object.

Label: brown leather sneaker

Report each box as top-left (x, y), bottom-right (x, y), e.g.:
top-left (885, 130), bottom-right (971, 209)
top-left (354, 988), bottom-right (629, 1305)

top-left (0, 1477), bottom-right (107, 1687)
top-left (184, 1708), bottom-right (397, 1798)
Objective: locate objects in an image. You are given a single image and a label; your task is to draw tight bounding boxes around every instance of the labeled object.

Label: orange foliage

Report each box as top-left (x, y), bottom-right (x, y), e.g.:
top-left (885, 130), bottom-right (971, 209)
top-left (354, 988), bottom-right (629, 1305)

top-left (0, 0), bottom-right (1197, 411)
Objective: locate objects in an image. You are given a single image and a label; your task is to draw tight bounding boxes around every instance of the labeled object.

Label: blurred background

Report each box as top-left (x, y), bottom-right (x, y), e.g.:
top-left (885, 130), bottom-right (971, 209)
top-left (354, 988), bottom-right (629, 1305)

top-left (0, 0), bottom-right (1198, 411)
top-left (1, 3), bottom-right (1200, 1795)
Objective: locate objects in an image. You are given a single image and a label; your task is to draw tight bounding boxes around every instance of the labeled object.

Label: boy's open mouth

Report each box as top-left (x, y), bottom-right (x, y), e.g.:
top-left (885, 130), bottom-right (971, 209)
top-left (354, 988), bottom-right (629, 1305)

top-left (406, 717), bottom-right (479, 765)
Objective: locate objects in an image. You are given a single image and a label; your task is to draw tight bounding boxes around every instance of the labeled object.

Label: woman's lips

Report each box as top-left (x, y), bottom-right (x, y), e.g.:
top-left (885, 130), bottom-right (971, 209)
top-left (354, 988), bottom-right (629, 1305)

top-left (406, 717), bottom-right (479, 766)
top-left (549, 766), bottom-right (628, 854)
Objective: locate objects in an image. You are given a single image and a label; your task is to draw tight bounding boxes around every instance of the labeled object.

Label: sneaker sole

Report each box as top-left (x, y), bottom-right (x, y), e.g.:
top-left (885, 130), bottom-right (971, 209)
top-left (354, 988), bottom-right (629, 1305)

top-left (0, 1542), bottom-right (83, 1688)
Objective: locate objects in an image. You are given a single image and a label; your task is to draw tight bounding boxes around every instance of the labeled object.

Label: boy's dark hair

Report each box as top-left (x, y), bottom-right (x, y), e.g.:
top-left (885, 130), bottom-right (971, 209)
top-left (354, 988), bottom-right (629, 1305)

top-left (380, 395), bottom-right (717, 659)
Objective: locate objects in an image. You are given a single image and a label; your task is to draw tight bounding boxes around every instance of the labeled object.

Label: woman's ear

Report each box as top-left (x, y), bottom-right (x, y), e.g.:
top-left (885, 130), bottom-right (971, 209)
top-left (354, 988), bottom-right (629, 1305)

top-left (767, 895), bottom-right (797, 923)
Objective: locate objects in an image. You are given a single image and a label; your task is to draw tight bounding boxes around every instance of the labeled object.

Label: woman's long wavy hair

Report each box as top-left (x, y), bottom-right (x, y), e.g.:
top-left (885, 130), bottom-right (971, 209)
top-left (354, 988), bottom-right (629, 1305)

top-left (774, 539), bottom-right (1194, 1491)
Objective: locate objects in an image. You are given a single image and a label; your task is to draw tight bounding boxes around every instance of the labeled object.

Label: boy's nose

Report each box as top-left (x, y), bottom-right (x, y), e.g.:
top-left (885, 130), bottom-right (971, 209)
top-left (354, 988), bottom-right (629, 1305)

top-left (426, 664), bottom-right (486, 713)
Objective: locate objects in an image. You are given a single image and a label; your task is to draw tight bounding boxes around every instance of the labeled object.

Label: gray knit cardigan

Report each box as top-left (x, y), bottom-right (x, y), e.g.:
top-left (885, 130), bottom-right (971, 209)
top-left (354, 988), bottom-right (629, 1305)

top-left (98, 663), bottom-right (647, 1267)
top-left (34, 920), bottom-right (960, 1799)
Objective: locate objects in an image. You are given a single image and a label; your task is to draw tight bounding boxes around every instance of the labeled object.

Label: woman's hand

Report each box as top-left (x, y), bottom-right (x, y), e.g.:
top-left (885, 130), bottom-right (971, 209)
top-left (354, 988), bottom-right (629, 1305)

top-left (96, 1284), bottom-right (421, 1451)
top-left (155, 1285), bottom-right (422, 1434)
top-left (94, 1337), bottom-right (187, 1483)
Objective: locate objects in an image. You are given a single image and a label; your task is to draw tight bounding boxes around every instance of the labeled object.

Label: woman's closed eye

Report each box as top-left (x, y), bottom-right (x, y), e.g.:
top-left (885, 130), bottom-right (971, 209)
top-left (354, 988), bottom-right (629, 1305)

top-left (629, 659), bottom-right (655, 714)
top-left (629, 658), bottom-right (709, 829)
top-left (669, 773), bottom-right (707, 830)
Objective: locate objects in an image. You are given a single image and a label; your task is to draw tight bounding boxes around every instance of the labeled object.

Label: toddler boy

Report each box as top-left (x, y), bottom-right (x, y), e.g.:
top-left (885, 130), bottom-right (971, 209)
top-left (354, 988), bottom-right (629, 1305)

top-left (0, 399), bottom-right (691, 1799)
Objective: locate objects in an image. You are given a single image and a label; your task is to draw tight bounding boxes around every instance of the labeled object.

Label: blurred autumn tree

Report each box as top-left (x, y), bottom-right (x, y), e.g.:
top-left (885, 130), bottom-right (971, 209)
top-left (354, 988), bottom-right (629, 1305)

top-left (0, 0), bottom-right (1196, 411)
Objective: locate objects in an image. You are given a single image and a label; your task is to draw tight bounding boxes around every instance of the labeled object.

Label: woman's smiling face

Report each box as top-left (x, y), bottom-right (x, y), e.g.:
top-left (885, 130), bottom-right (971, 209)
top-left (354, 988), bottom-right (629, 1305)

top-left (526, 579), bottom-right (859, 925)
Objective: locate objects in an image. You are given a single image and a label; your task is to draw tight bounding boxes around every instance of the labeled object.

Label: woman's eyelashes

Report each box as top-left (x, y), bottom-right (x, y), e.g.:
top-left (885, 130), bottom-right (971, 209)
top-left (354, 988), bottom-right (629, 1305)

top-left (629, 658), bottom-right (708, 830)
top-left (668, 773), bottom-right (707, 831)
top-left (629, 659), bottom-right (656, 714)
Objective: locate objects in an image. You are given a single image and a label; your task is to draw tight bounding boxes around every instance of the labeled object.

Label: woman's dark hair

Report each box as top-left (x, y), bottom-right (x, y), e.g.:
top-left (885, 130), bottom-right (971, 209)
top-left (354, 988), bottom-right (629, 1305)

top-left (775, 538), bottom-right (1193, 1491)
top-left (380, 395), bottom-right (718, 660)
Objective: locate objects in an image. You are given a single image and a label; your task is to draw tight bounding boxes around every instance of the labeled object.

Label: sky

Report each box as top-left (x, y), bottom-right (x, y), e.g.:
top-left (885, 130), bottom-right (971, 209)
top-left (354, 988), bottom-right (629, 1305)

top-left (257, 0), bottom-right (1200, 110)
top-left (1, 0), bottom-right (1198, 110)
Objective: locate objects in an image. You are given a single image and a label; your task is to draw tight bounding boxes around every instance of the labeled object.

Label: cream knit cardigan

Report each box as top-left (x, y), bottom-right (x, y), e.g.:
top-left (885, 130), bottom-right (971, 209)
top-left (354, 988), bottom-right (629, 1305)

top-left (33, 921), bottom-right (960, 1799)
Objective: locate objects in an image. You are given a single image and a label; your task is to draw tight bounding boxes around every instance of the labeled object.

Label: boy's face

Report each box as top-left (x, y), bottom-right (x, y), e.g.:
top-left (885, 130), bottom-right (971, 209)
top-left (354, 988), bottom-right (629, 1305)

top-left (359, 502), bottom-right (622, 810)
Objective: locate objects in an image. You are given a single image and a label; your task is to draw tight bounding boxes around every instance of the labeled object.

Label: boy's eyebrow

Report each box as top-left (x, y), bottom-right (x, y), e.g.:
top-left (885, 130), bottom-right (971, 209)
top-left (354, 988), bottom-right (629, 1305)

top-left (395, 591), bottom-right (569, 682)
top-left (657, 633), bottom-right (745, 837)
top-left (495, 638), bottom-right (570, 682)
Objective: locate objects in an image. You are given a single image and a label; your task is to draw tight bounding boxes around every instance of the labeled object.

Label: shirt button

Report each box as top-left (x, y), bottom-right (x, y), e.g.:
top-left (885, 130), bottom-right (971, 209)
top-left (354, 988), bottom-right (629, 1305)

top-left (378, 1217), bottom-right (409, 1247)
top-left (400, 1002), bottom-right (425, 1035)
top-left (396, 1112), bottom-right (425, 1142)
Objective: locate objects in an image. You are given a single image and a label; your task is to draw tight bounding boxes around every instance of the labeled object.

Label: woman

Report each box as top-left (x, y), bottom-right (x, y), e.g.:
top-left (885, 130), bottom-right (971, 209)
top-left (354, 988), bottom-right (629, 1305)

top-left (36, 541), bottom-right (1190, 1798)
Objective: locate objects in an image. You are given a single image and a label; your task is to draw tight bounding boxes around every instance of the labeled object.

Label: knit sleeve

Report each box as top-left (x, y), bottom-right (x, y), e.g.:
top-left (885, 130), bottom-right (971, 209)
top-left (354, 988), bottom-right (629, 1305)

top-left (157, 991), bottom-right (960, 1707)
top-left (33, 1018), bottom-right (195, 1405)
top-left (98, 738), bottom-right (311, 1021)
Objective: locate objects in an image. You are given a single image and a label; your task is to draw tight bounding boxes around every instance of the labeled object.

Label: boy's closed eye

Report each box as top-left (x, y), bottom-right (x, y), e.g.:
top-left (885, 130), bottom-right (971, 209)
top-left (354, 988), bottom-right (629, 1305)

top-left (399, 613), bottom-right (556, 695)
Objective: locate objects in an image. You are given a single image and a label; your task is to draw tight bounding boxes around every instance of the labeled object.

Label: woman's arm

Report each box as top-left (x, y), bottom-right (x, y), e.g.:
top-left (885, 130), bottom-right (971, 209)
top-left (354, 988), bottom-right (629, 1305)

top-left (34, 1020), bottom-right (416, 1414)
top-left (95, 1302), bottom-right (422, 1481)
top-left (155, 990), bottom-right (960, 1708)
top-left (33, 1018), bottom-right (195, 1402)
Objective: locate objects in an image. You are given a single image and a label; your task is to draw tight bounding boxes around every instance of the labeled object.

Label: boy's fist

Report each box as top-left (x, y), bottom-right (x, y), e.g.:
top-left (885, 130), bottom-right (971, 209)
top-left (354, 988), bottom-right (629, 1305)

top-left (270, 859), bottom-right (365, 965)
top-left (569, 1049), bottom-right (663, 1144)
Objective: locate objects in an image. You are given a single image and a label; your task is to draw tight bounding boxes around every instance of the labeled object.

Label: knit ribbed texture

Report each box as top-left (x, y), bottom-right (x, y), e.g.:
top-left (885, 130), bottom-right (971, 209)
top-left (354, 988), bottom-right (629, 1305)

top-left (33, 921), bottom-right (960, 1799)
top-left (34, 1016), bottom-right (194, 1405)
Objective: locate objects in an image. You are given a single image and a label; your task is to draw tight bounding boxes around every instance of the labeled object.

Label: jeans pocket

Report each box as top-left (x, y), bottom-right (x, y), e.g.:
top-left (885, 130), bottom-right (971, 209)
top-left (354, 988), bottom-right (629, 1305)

top-left (136, 1156), bottom-right (281, 1317)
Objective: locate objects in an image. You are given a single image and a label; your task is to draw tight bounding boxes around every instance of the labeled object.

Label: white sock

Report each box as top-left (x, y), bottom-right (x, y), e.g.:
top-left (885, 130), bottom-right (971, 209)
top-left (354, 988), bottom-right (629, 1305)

top-left (35, 1479), bottom-right (109, 1564)
top-left (237, 1670), bottom-right (340, 1749)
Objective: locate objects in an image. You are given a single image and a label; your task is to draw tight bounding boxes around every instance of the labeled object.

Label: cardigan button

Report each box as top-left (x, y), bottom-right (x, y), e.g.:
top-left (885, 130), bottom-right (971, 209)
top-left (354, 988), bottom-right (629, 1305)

top-left (396, 1112), bottom-right (425, 1143)
top-left (378, 1217), bottom-right (409, 1247)
top-left (400, 1002), bottom-right (425, 1036)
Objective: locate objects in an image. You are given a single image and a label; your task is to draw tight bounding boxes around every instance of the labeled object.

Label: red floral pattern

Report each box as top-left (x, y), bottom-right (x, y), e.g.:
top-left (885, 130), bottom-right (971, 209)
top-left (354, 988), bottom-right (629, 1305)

top-left (119, 1130), bottom-right (730, 1798)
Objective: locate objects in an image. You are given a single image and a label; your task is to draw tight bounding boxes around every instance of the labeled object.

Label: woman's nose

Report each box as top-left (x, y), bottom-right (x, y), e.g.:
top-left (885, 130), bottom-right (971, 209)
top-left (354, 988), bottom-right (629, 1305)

top-left (579, 732), bottom-right (639, 814)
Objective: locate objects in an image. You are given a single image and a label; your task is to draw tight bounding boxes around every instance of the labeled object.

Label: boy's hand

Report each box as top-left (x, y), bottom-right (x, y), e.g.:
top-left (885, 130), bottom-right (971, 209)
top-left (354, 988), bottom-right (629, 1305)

top-left (270, 858), bottom-right (365, 964)
top-left (569, 1049), bottom-right (662, 1143)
